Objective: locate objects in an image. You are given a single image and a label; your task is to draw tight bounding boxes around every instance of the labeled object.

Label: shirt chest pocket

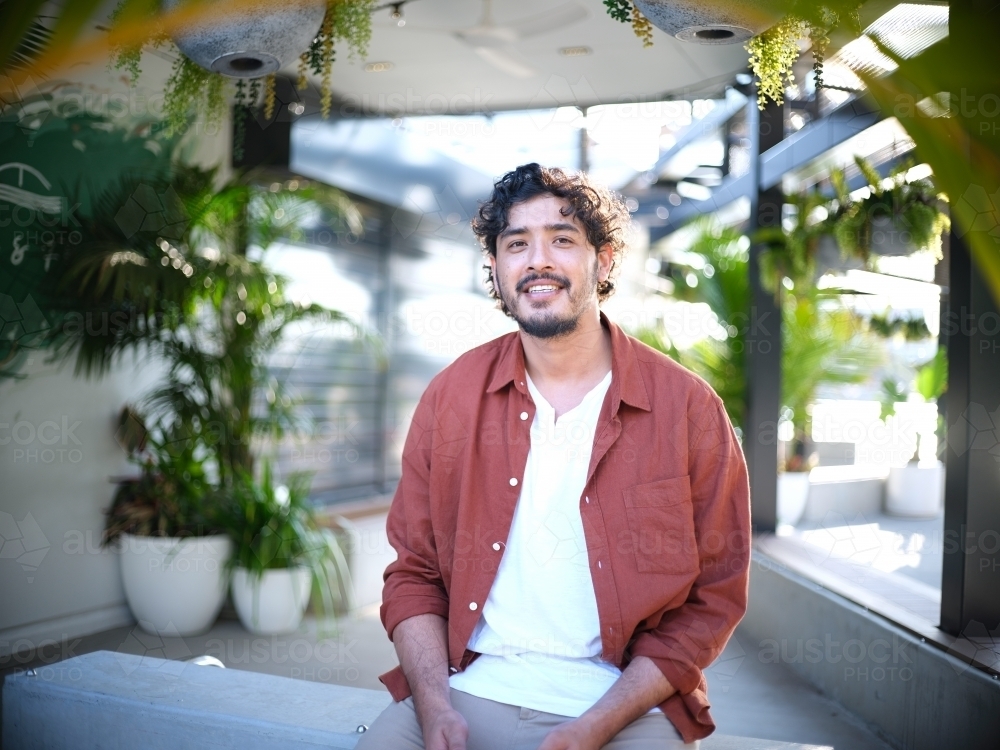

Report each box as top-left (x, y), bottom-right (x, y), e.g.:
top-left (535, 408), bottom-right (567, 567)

top-left (621, 476), bottom-right (699, 575)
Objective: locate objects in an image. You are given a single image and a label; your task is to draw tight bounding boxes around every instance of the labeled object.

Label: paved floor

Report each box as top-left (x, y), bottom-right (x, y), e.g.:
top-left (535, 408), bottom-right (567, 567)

top-left (793, 510), bottom-right (944, 590)
top-left (2, 605), bottom-right (893, 750)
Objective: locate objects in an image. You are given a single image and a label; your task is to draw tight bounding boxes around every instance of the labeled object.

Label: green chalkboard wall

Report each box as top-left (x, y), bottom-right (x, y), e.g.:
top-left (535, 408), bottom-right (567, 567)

top-left (0, 95), bottom-right (177, 375)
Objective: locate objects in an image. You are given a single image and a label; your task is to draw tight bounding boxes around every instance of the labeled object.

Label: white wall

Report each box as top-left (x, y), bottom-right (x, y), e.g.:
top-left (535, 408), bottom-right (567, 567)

top-left (0, 352), bottom-right (163, 656)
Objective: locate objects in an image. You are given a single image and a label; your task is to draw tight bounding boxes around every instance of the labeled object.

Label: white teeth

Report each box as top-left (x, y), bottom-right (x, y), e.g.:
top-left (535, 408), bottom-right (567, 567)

top-left (528, 285), bottom-right (558, 293)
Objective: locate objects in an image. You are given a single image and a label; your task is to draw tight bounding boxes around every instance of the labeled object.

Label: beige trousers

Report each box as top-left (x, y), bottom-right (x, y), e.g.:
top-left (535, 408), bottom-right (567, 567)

top-left (355, 688), bottom-right (696, 750)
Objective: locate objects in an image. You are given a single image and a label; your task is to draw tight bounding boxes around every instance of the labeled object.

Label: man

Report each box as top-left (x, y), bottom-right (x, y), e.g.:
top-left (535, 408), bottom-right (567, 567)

top-left (358, 163), bottom-right (750, 750)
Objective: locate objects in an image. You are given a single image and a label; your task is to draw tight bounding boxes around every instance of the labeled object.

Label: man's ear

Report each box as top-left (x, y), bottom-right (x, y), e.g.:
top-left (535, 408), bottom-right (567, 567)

top-left (597, 243), bottom-right (613, 282)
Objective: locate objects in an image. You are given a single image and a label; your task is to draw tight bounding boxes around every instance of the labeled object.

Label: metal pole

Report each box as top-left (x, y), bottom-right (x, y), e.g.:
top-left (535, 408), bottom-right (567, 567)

top-left (745, 92), bottom-right (784, 533)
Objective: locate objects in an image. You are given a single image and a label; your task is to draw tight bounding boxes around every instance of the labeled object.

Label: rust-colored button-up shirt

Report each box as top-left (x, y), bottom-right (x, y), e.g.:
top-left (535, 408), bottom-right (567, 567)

top-left (378, 313), bottom-right (751, 743)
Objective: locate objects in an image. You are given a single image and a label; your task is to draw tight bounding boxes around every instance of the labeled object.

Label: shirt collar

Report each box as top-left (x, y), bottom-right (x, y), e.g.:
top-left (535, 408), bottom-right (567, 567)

top-left (486, 311), bottom-right (652, 413)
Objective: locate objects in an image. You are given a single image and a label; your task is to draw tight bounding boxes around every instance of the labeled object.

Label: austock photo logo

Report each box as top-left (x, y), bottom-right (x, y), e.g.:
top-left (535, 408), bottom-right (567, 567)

top-left (0, 511), bottom-right (50, 583)
top-left (0, 292), bottom-right (49, 350)
top-left (113, 182), bottom-right (188, 242)
top-left (947, 402), bottom-right (1000, 464)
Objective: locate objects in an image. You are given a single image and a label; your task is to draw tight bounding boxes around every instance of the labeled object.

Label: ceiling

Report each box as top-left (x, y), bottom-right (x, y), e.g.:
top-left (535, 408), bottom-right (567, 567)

top-left (307, 0), bottom-right (750, 115)
top-left (34, 0), bottom-right (750, 119)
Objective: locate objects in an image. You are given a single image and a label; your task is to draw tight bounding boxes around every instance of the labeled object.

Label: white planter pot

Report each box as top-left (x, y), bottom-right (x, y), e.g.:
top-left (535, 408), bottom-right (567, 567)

top-left (815, 235), bottom-right (865, 276)
top-left (119, 533), bottom-right (232, 636)
top-left (886, 461), bottom-right (945, 517)
top-left (633, 0), bottom-right (775, 44)
top-left (162, 0), bottom-right (327, 78)
top-left (869, 215), bottom-right (915, 256)
top-left (232, 566), bottom-right (312, 635)
top-left (777, 471), bottom-right (810, 526)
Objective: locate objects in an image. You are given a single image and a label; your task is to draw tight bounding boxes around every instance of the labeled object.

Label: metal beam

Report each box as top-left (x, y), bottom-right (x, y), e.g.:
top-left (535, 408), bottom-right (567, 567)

top-left (646, 95), bottom-right (882, 241)
top-left (646, 171), bottom-right (753, 241)
top-left (759, 97), bottom-right (880, 190)
top-left (745, 95), bottom-right (784, 534)
top-left (940, 0), bottom-right (1000, 638)
top-left (643, 88), bottom-right (748, 180)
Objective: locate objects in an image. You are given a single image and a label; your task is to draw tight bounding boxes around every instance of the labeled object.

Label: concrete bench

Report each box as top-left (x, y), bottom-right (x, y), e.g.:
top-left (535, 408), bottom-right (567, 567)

top-left (2, 650), bottom-right (830, 749)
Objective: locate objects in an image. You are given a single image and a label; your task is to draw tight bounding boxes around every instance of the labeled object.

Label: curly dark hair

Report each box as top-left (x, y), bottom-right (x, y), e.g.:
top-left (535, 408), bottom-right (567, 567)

top-left (472, 163), bottom-right (631, 315)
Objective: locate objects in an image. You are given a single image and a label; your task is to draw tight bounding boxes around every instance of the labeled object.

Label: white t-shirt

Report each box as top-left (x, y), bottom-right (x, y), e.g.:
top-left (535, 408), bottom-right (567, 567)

top-left (450, 369), bottom-right (653, 717)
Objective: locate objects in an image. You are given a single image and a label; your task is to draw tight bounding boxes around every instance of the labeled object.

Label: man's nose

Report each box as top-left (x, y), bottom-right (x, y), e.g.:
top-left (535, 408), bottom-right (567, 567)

top-left (524, 239), bottom-right (555, 271)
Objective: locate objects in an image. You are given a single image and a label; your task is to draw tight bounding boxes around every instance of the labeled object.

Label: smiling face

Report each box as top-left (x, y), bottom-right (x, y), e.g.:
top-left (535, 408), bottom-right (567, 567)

top-left (490, 194), bottom-right (613, 339)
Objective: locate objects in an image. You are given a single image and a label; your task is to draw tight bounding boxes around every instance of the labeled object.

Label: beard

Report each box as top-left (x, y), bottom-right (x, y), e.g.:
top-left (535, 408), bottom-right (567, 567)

top-left (498, 259), bottom-right (599, 339)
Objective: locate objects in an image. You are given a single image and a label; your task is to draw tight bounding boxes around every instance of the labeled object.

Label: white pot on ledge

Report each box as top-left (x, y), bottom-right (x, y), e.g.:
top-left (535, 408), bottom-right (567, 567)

top-left (886, 461), bottom-right (945, 517)
top-left (118, 533), bottom-right (232, 636)
top-left (231, 566), bottom-right (312, 635)
top-left (777, 471), bottom-right (811, 526)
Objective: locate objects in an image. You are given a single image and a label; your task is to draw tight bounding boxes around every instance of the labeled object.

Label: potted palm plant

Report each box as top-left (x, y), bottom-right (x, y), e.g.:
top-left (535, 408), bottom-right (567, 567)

top-left (221, 462), bottom-right (352, 635)
top-left (103, 416), bottom-right (233, 636)
top-left (40, 159), bottom-right (366, 635)
top-left (885, 347), bottom-right (947, 517)
top-left (778, 289), bottom-right (881, 524)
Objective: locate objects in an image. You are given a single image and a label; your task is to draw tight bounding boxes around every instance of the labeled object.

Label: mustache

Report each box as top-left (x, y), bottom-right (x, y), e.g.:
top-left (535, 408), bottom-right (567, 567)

top-left (515, 273), bottom-right (571, 293)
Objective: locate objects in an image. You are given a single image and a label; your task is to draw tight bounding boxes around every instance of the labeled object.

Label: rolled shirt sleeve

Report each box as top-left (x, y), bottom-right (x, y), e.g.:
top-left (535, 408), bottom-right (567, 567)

top-left (628, 387), bottom-right (751, 734)
top-left (379, 384), bottom-right (452, 641)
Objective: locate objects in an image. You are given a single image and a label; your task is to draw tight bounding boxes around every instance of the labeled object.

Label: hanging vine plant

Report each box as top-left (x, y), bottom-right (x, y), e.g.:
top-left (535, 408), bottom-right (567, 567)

top-left (603, 2), bottom-right (862, 109)
top-left (745, 15), bottom-right (806, 108)
top-left (298, 0), bottom-right (374, 117)
top-left (829, 156), bottom-right (950, 263)
top-left (745, 4), bottom-right (860, 109)
top-left (602, 1), bottom-right (655, 48)
top-left (754, 155), bottom-right (950, 297)
top-left (108, 0), bottom-right (374, 145)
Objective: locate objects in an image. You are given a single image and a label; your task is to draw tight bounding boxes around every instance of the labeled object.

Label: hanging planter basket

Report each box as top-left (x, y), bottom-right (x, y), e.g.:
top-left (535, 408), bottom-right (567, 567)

top-left (631, 0), bottom-right (775, 44)
top-left (161, 0), bottom-right (327, 77)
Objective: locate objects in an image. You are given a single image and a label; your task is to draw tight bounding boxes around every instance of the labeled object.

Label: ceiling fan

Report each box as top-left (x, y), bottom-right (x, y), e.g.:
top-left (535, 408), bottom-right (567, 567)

top-left (421, 0), bottom-right (589, 79)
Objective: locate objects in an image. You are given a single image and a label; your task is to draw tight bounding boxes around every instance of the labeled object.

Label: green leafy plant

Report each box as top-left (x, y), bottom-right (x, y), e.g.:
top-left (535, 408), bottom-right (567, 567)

top-left (915, 346), bottom-right (947, 402)
top-left (105, 0), bottom-right (375, 140)
top-left (745, 4), bottom-right (861, 109)
top-left (42, 163), bottom-right (369, 487)
top-left (601, 1), bottom-right (654, 47)
top-left (635, 222), bottom-right (880, 454)
top-left (640, 221), bottom-right (750, 432)
top-left (879, 377), bottom-right (908, 423)
top-left (745, 15), bottom-right (806, 108)
top-left (755, 188), bottom-right (831, 296)
top-left (102, 417), bottom-right (220, 544)
top-left (219, 461), bottom-right (353, 632)
top-left (755, 156), bottom-right (949, 295)
top-left (829, 157), bottom-right (950, 263)
top-left (298, 0), bottom-right (375, 117)
top-left (867, 311), bottom-right (931, 341)
top-left (879, 346), bottom-right (946, 434)
top-left (781, 288), bottom-right (881, 456)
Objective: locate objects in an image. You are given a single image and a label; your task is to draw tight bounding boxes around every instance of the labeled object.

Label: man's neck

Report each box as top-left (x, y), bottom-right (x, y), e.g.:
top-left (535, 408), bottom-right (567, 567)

top-left (520, 308), bottom-right (613, 419)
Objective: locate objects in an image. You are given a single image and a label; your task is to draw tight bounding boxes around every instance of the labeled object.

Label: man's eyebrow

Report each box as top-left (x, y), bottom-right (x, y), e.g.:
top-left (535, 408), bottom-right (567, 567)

top-left (498, 226), bottom-right (527, 240)
top-left (545, 222), bottom-right (580, 233)
top-left (498, 222), bottom-right (581, 240)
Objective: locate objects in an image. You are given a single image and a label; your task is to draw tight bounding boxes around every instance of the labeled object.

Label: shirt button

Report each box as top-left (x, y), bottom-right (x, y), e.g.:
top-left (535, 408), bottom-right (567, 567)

top-left (493, 542), bottom-right (501, 551)
top-left (598, 560), bottom-right (602, 569)
top-left (585, 496), bottom-right (590, 503)
top-left (520, 411), bottom-right (528, 420)
top-left (509, 477), bottom-right (518, 486)
top-left (469, 602), bottom-right (478, 611)
top-left (449, 667), bottom-right (458, 673)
